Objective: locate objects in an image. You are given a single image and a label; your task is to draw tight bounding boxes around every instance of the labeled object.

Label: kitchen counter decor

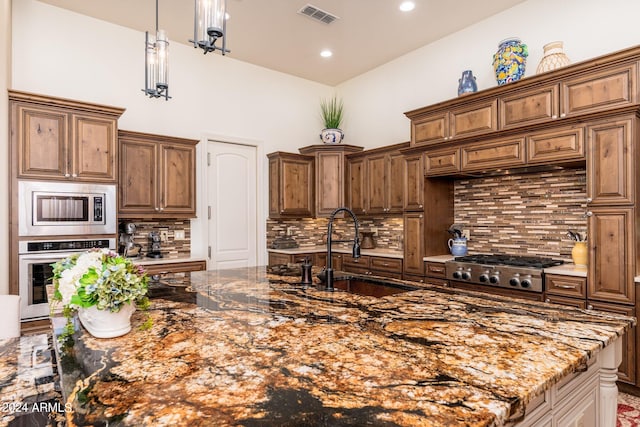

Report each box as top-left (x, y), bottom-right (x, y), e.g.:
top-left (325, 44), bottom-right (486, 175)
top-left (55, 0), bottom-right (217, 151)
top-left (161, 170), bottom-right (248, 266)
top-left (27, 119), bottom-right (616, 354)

top-left (50, 267), bottom-right (634, 426)
top-left (50, 249), bottom-right (150, 339)
top-left (319, 95), bottom-right (345, 143)
top-left (492, 37), bottom-right (528, 85)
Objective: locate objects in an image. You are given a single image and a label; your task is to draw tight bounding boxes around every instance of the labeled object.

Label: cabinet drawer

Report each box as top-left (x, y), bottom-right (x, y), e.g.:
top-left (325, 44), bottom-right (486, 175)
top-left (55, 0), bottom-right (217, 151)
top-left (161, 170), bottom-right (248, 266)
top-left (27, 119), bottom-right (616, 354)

top-left (527, 126), bottom-right (585, 165)
top-left (370, 256), bottom-right (403, 273)
top-left (142, 260), bottom-right (206, 275)
top-left (268, 252), bottom-right (291, 266)
top-left (545, 294), bottom-right (587, 309)
top-left (342, 254), bottom-right (370, 268)
top-left (461, 137), bottom-right (525, 172)
top-left (412, 112), bottom-right (448, 145)
top-left (425, 262), bottom-right (446, 278)
top-left (450, 99), bottom-right (498, 139)
top-left (403, 273), bottom-right (425, 284)
top-left (424, 147), bottom-right (460, 176)
top-left (545, 274), bottom-right (587, 298)
top-left (499, 83), bottom-right (559, 129)
top-left (425, 277), bottom-right (449, 287)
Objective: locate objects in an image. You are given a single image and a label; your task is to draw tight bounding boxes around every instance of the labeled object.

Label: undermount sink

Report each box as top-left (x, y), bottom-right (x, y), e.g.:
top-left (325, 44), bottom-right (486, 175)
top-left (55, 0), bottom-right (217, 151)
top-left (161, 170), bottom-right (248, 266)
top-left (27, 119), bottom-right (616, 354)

top-left (324, 276), bottom-right (419, 297)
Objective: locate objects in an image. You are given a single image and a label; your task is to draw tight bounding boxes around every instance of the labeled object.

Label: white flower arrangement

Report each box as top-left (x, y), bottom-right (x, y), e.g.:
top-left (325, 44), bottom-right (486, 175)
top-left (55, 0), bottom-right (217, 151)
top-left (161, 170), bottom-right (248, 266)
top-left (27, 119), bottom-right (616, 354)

top-left (51, 249), bottom-right (151, 339)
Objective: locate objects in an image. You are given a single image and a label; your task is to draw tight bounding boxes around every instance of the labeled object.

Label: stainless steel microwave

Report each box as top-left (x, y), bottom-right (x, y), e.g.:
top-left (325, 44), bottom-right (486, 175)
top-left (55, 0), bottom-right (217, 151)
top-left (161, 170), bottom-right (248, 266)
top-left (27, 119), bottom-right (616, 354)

top-left (18, 181), bottom-right (116, 237)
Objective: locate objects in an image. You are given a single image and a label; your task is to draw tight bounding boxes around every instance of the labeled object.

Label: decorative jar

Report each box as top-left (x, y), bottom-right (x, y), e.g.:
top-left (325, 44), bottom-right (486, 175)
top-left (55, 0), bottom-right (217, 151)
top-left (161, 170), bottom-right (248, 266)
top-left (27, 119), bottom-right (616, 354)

top-left (78, 303), bottom-right (137, 338)
top-left (571, 241), bottom-right (588, 267)
top-left (457, 70), bottom-right (478, 96)
top-left (492, 38), bottom-right (528, 85)
top-left (536, 41), bottom-right (571, 74)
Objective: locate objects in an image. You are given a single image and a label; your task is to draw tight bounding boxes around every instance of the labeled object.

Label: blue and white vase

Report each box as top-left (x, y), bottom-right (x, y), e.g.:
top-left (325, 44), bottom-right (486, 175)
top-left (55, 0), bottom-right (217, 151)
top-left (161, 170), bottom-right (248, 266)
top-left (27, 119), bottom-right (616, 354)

top-left (492, 38), bottom-right (528, 85)
top-left (320, 128), bottom-right (344, 144)
top-left (458, 70), bottom-right (478, 96)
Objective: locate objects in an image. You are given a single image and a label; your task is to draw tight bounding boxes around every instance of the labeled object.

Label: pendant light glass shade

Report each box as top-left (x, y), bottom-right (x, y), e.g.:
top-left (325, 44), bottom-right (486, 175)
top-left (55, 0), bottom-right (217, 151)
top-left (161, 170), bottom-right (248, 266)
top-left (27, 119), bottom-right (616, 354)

top-left (143, 1), bottom-right (170, 100)
top-left (191, 0), bottom-right (230, 55)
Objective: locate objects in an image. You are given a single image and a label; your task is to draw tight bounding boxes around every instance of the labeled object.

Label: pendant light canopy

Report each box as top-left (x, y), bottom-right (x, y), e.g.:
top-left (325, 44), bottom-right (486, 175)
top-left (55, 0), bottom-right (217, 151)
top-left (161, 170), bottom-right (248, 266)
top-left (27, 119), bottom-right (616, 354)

top-left (143, 0), bottom-right (170, 100)
top-left (190, 0), bottom-right (230, 55)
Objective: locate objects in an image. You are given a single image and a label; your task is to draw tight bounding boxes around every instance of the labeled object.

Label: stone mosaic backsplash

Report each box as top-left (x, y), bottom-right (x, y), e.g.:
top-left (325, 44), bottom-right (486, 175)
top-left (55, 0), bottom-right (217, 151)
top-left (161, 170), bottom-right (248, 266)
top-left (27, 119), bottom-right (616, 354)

top-left (267, 217), bottom-right (404, 251)
top-left (454, 168), bottom-right (587, 259)
top-left (119, 219), bottom-right (191, 259)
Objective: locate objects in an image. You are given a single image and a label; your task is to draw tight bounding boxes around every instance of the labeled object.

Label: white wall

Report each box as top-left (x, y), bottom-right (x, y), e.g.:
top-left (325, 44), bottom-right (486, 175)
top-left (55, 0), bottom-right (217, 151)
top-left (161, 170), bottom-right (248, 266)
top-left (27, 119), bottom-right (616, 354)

top-left (0, 0), bottom-right (10, 294)
top-left (338, 0), bottom-right (640, 149)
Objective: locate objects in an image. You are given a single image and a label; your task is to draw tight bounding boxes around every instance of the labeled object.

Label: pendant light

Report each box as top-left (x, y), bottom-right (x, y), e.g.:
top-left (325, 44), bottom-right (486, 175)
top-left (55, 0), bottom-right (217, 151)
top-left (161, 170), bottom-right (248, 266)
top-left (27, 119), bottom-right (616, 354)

top-left (190, 0), bottom-right (230, 55)
top-left (143, 0), bottom-right (170, 100)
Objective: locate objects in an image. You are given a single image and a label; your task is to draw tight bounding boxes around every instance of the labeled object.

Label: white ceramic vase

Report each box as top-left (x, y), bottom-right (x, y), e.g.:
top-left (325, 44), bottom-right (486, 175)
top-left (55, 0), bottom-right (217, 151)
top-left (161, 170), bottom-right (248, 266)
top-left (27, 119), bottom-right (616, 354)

top-left (78, 303), bottom-right (136, 338)
top-left (320, 128), bottom-right (344, 144)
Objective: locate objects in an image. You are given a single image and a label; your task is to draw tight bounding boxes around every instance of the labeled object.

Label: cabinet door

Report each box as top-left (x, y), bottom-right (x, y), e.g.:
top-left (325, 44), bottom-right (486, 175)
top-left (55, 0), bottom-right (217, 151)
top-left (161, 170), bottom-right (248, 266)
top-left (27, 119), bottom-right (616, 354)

top-left (119, 139), bottom-right (158, 215)
top-left (587, 207), bottom-right (634, 305)
top-left (160, 143), bottom-right (196, 216)
top-left (461, 137), bottom-right (526, 172)
top-left (315, 151), bottom-right (344, 217)
top-left (388, 152), bottom-right (405, 213)
top-left (270, 155), bottom-right (314, 217)
top-left (404, 154), bottom-right (424, 211)
top-left (366, 153), bottom-right (387, 214)
top-left (449, 99), bottom-right (498, 139)
top-left (15, 104), bottom-right (69, 179)
top-left (403, 212), bottom-right (424, 275)
top-left (347, 157), bottom-right (367, 215)
top-left (562, 62), bottom-right (637, 117)
top-left (587, 301), bottom-right (635, 384)
top-left (499, 83), bottom-right (559, 129)
top-left (268, 252), bottom-right (291, 266)
top-left (545, 274), bottom-right (587, 299)
top-left (587, 118), bottom-right (634, 206)
top-left (71, 114), bottom-right (117, 182)
top-left (527, 125), bottom-right (585, 165)
top-left (411, 111), bottom-right (448, 146)
top-left (424, 147), bottom-right (460, 176)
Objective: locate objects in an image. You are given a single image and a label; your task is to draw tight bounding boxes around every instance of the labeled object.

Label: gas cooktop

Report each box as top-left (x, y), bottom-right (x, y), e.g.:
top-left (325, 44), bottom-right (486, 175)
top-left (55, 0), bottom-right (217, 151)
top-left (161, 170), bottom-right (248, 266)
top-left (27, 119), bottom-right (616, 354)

top-left (445, 254), bottom-right (565, 293)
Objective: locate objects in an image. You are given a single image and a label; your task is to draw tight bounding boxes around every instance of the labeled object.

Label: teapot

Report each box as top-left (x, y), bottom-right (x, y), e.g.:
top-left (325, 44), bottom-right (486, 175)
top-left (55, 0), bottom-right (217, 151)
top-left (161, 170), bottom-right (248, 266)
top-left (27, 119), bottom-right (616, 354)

top-left (448, 237), bottom-right (468, 256)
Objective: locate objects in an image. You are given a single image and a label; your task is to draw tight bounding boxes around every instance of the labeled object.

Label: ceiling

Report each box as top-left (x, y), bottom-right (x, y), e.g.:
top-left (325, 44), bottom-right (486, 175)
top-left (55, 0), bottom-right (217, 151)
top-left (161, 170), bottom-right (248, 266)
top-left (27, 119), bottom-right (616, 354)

top-left (37, 0), bottom-right (527, 86)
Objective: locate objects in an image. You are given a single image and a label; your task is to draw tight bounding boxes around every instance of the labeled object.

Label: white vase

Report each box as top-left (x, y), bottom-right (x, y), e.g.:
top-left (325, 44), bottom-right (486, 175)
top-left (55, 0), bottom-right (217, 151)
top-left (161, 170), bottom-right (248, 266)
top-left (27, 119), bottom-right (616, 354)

top-left (536, 41), bottom-right (571, 74)
top-left (320, 128), bottom-right (344, 144)
top-left (78, 303), bottom-right (136, 338)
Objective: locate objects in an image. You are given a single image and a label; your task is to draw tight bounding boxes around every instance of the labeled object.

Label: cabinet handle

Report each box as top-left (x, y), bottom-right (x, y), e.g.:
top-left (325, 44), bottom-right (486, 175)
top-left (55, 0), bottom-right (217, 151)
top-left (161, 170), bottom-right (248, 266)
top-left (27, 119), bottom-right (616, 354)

top-left (552, 115), bottom-right (557, 119)
top-left (159, 207), bottom-right (164, 212)
top-left (560, 113), bottom-right (566, 118)
top-left (155, 207), bottom-right (160, 212)
top-left (418, 204), bottom-right (423, 208)
top-left (64, 173), bottom-right (70, 178)
top-left (545, 298), bottom-right (551, 303)
top-left (557, 284), bottom-right (578, 289)
top-left (585, 211), bottom-right (593, 217)
top-left (587, 304), bottom-right (594, 310)
top-left (586, 198), bottom-right (592, 203)
top-left (419, 214), bottom-right (423, 218)
top-left (72, 173), bottom-right (77, 178)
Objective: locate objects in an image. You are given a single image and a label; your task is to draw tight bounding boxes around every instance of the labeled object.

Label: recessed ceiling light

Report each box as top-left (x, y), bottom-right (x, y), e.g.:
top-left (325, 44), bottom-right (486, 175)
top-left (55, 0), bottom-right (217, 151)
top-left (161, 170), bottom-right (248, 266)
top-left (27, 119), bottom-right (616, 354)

top-left (320, 50), bottom-right (333, 58)
top-left (399, 1), bottom-right (415, 12)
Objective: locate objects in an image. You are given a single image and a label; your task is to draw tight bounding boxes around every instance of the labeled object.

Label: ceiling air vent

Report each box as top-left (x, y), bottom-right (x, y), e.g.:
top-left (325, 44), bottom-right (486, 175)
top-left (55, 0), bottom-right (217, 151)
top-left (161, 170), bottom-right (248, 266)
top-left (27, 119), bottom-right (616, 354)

top-left (297, 4), bottom-right (340, 25)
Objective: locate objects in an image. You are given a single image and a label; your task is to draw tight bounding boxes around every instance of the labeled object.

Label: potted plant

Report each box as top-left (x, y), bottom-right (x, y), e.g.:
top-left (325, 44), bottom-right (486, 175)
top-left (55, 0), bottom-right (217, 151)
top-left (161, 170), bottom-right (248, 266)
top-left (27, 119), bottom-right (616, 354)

top-left (320, 95), bottom-right (345, 144)
top-left (50, 249), bottom-right (151, 340)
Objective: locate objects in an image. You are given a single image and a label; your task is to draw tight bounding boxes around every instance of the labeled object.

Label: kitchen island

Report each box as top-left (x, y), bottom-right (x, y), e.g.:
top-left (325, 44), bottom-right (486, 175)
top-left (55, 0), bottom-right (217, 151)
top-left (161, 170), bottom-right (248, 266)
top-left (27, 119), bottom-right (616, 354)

top-left (50, 267), bottom-right (633, 426)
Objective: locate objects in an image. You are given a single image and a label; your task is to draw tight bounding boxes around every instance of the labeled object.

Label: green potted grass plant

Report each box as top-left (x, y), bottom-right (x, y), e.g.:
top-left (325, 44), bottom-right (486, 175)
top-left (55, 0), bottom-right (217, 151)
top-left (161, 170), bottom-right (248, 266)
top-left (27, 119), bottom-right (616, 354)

top-left (319, 96), bottom-right (344, 144)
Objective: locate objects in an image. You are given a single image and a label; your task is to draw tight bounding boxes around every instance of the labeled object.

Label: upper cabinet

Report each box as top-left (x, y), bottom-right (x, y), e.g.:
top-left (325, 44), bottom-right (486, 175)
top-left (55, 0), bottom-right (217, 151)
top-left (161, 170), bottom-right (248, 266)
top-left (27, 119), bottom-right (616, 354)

top-left (118, 130), bottom-right (197, 219)
top-left (346, 143), bottom-right (407, 215)
top-left (9, 90), bottom-right (124, 183)
top-left (268, 152), bottom-right (314, 218)
top-left (298, 144), bottom-right (363, 217)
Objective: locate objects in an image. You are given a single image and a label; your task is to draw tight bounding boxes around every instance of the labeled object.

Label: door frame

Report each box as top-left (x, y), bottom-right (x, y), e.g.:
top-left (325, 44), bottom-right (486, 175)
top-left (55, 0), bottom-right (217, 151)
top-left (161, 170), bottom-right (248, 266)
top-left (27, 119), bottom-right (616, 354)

top-left (192, 133), bottom-right (266, 268)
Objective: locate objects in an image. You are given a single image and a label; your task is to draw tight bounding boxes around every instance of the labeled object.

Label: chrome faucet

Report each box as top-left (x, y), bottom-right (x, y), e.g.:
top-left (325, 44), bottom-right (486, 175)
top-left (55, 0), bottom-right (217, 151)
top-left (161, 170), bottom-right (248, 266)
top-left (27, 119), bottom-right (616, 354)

top-left (324, 207), bottom-right (361, 290)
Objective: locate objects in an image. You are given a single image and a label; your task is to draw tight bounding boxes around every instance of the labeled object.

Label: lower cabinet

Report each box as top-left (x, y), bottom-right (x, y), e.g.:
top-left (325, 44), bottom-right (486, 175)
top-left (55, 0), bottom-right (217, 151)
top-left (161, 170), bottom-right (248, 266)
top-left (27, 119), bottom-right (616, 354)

top-left (141, 260), bottom-right (207, 277)
top-left (268, 252), bottom-right (318, 266)
top-left (342, 254), bottom-right (404, 279)
top-left (403, 213), bottom-right (424, 276)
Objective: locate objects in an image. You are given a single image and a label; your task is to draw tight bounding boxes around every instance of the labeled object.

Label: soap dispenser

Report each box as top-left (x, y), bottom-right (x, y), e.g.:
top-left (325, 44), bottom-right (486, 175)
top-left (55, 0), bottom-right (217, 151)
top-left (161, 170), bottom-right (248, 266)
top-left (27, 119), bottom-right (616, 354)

top-left (301, 257), bottom-right (313, 285)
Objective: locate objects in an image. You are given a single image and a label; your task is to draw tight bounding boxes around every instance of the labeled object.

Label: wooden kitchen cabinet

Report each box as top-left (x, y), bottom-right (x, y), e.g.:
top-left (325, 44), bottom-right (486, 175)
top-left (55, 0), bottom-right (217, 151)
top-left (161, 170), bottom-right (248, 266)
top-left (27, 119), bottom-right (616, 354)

top-left (545, 274), bottom-right (586, 299)
top-left (298, 144), bottom-right (363, 217)
top-left (403, 212), bottom-right (424, 276)
top-left (341, 254), bottom-right (403, 279)
top-left (499, 83), bottom-right (560, 129)
top-left (119, 130), bottom-right (197, 218)
top-left (424, 147), bottom-right (460, 177)
top-left (141, 260), bottom-right (207, 276)
top-left (346, 143), bottom-right (407, 215)
top-left (403, 153), bottom-right (424, 211)
top-left (268, 252), bottom-right (318, 266)
top-left (461, 136), bottom-right (526, 172)
top-left (526, 125), bottom-right (585, 165)
top-left (268, 152), bottom-right (314, 218)
top-left (9, 90), bottom-right (124, 183)
top-left (586, 117), bottom-right (635, 206)
top-left (410, 99), bottom-right (498, 146)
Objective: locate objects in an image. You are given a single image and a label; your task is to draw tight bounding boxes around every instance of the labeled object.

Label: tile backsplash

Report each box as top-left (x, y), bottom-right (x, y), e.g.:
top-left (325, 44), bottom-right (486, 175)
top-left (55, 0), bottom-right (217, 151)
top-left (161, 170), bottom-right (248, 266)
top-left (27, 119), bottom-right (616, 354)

top-left (267, 217), bottom-right (404, 251)
top-left (454, 168), bottom-right (587, 259)
top-left (119, 219), bottom-right (191, 259)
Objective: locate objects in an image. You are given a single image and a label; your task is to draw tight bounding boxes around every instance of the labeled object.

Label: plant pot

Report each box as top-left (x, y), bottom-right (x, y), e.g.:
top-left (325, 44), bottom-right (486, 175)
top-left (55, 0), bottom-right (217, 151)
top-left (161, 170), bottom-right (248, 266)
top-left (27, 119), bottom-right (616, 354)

top-left (320, 128), bottom-right (344, 144)
top-left (78, 303), bottom-right (136, 338)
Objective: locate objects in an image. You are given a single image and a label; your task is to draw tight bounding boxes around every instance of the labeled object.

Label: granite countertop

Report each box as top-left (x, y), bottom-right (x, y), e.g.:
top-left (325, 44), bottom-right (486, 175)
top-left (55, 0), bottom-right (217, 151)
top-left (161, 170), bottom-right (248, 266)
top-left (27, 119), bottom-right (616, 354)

top-left (46, 267), bottom-right (634, 427)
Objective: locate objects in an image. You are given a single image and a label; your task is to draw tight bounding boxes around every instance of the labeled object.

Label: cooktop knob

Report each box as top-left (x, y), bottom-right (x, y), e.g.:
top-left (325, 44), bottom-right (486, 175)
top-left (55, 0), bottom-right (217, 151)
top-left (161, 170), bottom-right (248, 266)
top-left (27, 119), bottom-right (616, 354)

top-left (521, 279), bottom-right (531, 288)
top-left (479, 274), bottom-right (489, 282)
top-left (509, 278), bottom-right (520, 286)
top-left (452, 270), bottom-right (462, 279)
top-left (461, 271), bottom-right (471, 280)
top-left (489, 275), bottom-right (499, 284)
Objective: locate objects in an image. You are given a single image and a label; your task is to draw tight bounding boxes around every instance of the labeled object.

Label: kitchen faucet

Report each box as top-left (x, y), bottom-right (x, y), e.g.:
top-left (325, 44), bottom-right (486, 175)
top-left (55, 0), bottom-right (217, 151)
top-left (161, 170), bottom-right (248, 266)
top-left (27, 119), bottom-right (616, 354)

top-left (324, 207), bottom-right (361, 290)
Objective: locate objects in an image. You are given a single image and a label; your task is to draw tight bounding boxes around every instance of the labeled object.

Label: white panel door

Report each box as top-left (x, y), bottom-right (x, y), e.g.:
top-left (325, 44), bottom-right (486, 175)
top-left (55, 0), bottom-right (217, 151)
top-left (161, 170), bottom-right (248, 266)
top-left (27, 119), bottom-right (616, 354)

top-left (208, 141), bottom-right (257, 269)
